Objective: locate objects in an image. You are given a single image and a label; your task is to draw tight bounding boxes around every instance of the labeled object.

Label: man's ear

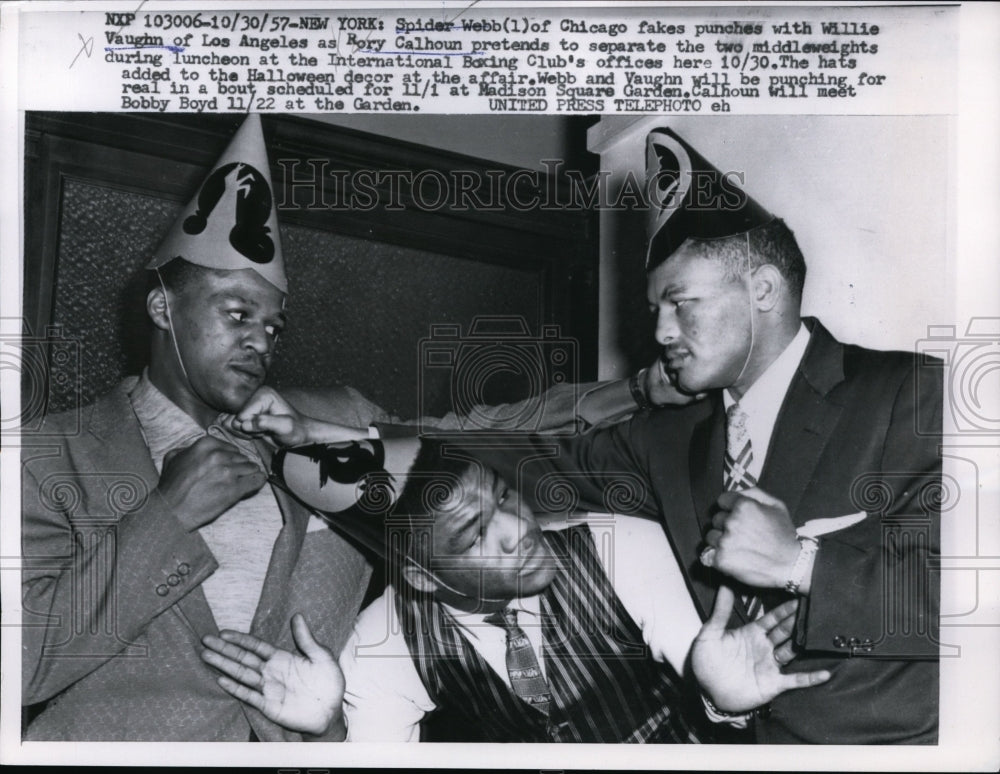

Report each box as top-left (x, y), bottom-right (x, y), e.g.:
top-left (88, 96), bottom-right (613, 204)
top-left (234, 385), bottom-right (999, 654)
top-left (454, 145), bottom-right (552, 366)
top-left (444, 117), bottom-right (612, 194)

top-left (146, 286), bottom-right (171, 331)
top-left (401, 561), bottom-right (440, 594)
top-left (751, 264), bottom-right (783, 312)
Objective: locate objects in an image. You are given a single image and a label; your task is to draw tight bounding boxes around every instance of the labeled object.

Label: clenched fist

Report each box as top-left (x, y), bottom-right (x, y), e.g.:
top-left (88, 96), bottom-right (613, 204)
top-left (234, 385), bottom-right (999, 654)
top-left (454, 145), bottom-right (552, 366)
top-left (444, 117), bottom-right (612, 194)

top-left (701, 487), bottom-right (801, 589)
top-left (157, 436), bottom-right (267, 531)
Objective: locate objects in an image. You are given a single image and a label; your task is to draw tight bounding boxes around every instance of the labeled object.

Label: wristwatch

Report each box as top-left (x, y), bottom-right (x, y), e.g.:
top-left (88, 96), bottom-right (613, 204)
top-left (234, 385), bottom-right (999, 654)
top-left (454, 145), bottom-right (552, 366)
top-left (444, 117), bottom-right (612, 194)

top-left (784, 536), bottom-right (820, 594)
top-left (628, 368), bottom-right (651, 410)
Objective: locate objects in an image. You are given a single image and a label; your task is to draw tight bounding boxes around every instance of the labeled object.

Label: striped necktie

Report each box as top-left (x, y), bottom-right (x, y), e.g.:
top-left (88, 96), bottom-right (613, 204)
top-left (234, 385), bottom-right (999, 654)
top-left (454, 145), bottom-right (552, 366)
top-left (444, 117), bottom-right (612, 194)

top-left (724, 402), bottom-right (757, 491)
top-left (724, 402), bottom-right (762, 620)
top-left (485, 608), bottom-right (551, 716)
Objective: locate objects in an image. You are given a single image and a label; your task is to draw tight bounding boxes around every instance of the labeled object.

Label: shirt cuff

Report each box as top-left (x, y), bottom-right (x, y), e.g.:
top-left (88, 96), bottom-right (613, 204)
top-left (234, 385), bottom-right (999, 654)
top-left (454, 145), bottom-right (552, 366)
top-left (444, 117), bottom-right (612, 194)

top-left (701, 693), bottom-right (752, 729)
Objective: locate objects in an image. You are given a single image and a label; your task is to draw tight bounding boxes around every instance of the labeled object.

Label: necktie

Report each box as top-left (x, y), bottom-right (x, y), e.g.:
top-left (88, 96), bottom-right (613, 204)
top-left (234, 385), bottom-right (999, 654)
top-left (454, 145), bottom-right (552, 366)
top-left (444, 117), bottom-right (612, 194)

top-left (724, 402), bottom-right (762, 619)
top-left (724, 402), bottom-right (757, 491)
top-left (485, 608), bottom-right (552, 716)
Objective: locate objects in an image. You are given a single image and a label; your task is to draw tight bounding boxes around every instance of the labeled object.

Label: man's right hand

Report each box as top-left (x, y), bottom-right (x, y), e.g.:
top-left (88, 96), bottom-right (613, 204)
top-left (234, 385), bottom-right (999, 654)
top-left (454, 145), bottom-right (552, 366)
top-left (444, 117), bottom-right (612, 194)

top-left (223, 385), bottom-right (311, 447)
top-left (222, 386), bottom-right (368, 448)
top-left (157, 436), bottom-right (267, 531)
top-left (643, 356), bottom-right (706, 406)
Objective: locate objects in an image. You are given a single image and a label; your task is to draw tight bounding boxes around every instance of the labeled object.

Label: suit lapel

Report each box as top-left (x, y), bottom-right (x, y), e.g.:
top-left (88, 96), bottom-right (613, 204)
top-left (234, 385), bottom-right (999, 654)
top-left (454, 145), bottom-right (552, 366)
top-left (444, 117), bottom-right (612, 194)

top-left (687, 395), bottom-right (727, 619)
top-left (89, 380), bottom-right (221, 640)
top-left (686, 320), bottom-right (847, 624)
top-left (758, 319), bottom-right (847, 524)
top-left (758, 379), bottom-right (843, 524)
top-left (250, 438), bottom-right (309, 644)
top-left (688, 395), bottom-right (725, 531)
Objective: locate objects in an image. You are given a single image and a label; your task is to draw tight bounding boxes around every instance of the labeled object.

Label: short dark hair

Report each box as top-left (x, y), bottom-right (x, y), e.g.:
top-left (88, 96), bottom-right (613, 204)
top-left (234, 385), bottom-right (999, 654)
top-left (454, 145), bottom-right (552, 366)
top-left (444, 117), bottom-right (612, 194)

top-left (389, 439), bottom-right (478, 571)
top-left (678, 218), bottom-right (807, 298)
top-left (147, 257), bottom-right (229, 296)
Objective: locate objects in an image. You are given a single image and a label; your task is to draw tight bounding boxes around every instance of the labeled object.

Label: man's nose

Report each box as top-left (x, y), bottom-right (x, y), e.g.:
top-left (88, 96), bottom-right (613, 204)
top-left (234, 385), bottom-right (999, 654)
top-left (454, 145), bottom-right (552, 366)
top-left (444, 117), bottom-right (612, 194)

top-left (498, 498), bottom-right (532, 553)
top-left (243, 324), bottom-right (272, 356)
top-left (655, 306), bottom-right (679, 345)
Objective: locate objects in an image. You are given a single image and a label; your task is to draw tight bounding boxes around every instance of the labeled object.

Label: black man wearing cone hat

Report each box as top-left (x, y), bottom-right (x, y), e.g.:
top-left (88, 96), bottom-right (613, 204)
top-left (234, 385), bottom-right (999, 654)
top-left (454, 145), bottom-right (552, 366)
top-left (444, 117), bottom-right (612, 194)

top-left (21, 115), bottom-right (372, 741)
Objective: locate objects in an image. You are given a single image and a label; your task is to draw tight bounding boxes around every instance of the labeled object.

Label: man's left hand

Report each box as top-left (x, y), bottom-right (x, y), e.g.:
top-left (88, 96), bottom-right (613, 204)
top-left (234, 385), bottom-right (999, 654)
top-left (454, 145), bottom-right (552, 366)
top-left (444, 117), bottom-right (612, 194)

top-left (702, 487), bottom-right (801, 589)
top-left (200, 613), bottom-right (344, 737)
top-left (691, 586), bottom-right (832, 713)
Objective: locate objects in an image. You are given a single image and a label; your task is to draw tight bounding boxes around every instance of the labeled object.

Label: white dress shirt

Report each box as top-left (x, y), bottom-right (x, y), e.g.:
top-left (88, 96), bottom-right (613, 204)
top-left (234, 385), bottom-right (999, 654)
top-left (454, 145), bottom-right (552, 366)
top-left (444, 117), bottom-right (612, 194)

top-left (339, 514), bottom-right (703, 742)
top-left (720, 322), bottom-right (867, 536)
top-left (722, 323), bottom-right (811, 481)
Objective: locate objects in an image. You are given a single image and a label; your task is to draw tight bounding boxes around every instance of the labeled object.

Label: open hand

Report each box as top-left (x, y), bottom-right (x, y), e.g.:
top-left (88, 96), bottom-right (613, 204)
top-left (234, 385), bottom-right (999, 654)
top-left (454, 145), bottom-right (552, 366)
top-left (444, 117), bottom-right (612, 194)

top-left (691, 586), bottom-right (831, 713)
top-left (200, 613), bottom-right (344, 736)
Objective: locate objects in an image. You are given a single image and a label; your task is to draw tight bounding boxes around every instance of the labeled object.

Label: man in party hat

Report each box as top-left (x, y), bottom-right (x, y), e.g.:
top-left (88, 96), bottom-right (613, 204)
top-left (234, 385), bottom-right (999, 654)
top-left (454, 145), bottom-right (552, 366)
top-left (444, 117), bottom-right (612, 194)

top-left (21, 115), bottom-right (371, 741)
top-left (453, 127), bottom-right (942, 744)
top-left (200, 435), bottom-right (829, 743)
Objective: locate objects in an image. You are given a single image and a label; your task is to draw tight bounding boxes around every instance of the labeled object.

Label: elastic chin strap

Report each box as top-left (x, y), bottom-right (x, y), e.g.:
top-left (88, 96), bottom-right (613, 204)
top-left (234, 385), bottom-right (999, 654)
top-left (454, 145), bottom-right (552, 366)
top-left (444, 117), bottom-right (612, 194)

top-left (423, 567), bottom-right (511, 606)
top-left (731, 230), bottom-right (757, 393)
top-left (156, 267), bottom-right (192, 388)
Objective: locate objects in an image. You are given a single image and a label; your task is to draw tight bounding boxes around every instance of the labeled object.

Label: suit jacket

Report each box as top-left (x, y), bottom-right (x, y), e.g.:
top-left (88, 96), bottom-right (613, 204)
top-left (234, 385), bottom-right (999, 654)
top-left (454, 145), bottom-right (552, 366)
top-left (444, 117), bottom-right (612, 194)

top-left (21, 378), bottom-right (375, 741)
top-left (466, 318), bottom-right (941, 744)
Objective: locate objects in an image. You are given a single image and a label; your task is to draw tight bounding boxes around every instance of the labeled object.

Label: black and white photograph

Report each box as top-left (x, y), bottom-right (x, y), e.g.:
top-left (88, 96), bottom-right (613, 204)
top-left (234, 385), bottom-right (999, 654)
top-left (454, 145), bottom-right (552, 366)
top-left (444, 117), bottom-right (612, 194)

top-left (1, 2), bottom-right (998, 771)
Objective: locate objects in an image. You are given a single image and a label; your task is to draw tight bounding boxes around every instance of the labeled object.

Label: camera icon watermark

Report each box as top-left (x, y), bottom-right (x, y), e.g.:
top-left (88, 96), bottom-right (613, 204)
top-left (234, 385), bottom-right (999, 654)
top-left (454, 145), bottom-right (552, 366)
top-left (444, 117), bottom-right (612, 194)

top-left (916, 317), bottom-right (1000, 436)
top-left (1, 319), bottom-right (82, 438)
top-left (418, 316), bottom-right (578, 434)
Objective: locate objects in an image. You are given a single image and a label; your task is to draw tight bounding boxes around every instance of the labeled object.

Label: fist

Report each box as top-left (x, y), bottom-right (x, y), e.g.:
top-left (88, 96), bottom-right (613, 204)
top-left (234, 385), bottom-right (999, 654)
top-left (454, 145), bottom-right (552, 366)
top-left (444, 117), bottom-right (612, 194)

top-left (223, 386), bottom-right (309, 448)
top-left (702, 488), bottom-right (800, 588)
top-left (157, 436), bottom-right (267, 530)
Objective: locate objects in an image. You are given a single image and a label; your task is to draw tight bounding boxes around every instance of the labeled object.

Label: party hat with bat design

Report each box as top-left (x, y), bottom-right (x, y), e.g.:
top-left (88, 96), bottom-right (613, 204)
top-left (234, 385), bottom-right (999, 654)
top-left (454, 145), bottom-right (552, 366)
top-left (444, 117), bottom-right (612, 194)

top-left (645, 127), bottom-right (774, 271)
top-left (147, 113), bottom-right (287, 292)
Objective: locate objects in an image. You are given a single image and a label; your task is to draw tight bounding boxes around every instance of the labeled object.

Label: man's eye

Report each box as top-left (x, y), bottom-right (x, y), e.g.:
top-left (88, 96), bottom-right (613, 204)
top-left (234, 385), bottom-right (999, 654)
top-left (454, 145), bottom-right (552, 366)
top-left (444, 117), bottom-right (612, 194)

top-left (497, 487), bottom-right (509, 506)
top-left (227, 310), bottom-right (246, 322)
top-left (265, 325), bottom-right (280, 338)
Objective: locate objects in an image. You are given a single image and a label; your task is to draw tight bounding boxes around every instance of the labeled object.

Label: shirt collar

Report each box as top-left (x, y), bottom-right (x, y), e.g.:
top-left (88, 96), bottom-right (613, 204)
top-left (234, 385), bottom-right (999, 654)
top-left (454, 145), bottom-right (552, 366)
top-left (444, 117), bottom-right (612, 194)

top-left (129, 369), bottom-right (205, 470)
top-left (440, 594), bottom-right (542, 633)
top-left (129, 369), bottom-right (262, 470)
top-left (723, 323), bottom-right (810, 415)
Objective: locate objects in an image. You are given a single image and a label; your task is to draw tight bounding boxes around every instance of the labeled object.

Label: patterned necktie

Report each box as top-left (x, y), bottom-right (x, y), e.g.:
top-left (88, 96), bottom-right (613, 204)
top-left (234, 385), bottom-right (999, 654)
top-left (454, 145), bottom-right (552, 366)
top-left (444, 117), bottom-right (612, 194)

top-left (724, 402), bottom-right (757, 491)
top-left (485, 608), bottom-right (551, 716)
top-left (724, 402), bottom-right (762, 619)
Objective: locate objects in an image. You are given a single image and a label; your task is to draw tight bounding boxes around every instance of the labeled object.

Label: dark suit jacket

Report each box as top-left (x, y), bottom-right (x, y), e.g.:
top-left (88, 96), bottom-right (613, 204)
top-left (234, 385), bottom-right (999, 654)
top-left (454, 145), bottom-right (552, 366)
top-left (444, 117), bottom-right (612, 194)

top-left (21, 379), bottom-right (376, 741)
top-left (465, 318), bottom-right (941, 743)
